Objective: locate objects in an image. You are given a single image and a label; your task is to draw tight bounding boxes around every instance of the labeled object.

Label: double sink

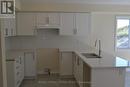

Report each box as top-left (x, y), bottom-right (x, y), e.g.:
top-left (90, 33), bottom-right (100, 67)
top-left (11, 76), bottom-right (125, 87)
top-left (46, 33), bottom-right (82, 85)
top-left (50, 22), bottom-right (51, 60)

top-left (81, 53), bottom-right (101, 58)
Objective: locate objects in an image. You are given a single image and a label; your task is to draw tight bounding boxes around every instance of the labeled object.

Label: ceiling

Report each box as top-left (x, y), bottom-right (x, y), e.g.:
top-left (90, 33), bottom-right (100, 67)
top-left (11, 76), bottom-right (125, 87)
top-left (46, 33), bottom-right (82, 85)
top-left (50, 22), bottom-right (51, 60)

top-left (21, 0), bottom-right (130, 5)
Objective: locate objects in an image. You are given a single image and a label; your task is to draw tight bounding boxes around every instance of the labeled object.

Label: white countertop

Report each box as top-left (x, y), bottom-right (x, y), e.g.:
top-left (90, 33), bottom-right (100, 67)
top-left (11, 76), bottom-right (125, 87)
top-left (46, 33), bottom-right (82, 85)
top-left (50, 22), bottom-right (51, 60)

top-left (6, 49), bottom-right (35, 60)
top-left (6, 47), bottom-right (130, 68)
top-left (59, 46), bottom-right (130, 68)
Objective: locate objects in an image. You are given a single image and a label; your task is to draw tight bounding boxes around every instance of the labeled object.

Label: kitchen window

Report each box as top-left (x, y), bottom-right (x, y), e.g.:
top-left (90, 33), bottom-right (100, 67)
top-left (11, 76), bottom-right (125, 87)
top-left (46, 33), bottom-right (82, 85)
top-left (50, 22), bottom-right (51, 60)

top-left (116, 16), bottom-right (130, 49)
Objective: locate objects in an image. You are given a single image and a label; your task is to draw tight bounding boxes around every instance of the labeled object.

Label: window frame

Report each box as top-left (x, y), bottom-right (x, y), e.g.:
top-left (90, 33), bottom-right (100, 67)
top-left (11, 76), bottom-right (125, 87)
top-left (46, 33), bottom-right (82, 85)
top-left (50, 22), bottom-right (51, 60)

top-left (115, 16), bottom-right (130, 49)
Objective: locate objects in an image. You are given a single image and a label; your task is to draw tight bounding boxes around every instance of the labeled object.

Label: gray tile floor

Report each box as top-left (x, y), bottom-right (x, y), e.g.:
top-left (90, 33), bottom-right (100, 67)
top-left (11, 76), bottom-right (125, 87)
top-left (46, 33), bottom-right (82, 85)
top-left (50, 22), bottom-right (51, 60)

top-left (21, 72), bottom-right (130, 87)
top-left (20, 74), bottom-right (79, 87)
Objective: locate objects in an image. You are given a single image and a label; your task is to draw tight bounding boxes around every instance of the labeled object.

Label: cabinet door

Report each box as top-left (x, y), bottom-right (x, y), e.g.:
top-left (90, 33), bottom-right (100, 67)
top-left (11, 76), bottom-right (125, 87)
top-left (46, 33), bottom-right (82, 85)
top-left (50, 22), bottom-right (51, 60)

top-left (24, 52), bottom-right (36, 77)
top-left (36, 13), bottom-right (48, 26)
top-left (17, 13), bottom-right (35, 35)
top-left (2, 19), bottom-right (11, 37)
top-left (60, 13), bottom-right (74, 35)
top-left (10, 18), bottom-right (16, 36)
top-left (75, 13), bottom-right (90, 36)
top-left (2, 18), bottom-right (16, 37)
top-left (78, 58), bottom-right (84, 87)
top-left (20, 56), bottom-right (24, 81)
top-left (48, 13), bottom-right (60, 26)
top-left (60, 52), bottom-right (73, 75)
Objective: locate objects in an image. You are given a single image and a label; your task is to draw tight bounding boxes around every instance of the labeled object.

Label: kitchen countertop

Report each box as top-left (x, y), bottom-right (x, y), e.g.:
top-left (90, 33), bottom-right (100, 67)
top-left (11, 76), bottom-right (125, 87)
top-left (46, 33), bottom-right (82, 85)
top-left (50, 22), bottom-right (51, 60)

top-left (59, 46), bottom-right (130, 68)
top-left (6, 49), bottom-right (35, 60)
top-left (6, 47), bottom-right (130, 68)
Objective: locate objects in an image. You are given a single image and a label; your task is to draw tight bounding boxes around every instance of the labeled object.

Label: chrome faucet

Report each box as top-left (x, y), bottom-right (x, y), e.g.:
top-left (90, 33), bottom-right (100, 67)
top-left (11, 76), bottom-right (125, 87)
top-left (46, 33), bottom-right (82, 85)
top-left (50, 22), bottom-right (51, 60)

top-left (95, 39), bottom-right (101, 57)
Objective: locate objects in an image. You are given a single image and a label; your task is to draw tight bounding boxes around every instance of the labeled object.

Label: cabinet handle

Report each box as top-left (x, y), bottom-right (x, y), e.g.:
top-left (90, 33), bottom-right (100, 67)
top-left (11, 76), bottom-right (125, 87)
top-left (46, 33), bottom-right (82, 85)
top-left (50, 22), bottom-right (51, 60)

top-left (46, 17), bottom-right (49, 24)
top-left (75, 29), bottom-right (77, 34)
top-left (77, 58), bottom-right (79, 66)
top-left (5, 28), bottom-right (8, 36)
top-left (60, 53), bottom-right (62, 61)
top-left (19, 57), bottom-right (22, 64)
top-left (73, 29), bottom-right (77, 35)
top-left (16, 66), bottom-right (19, 69)
top-left (11, 28), bottom-right (13, 36)
top-left (33, 53), bottom-right (35, 60)
top-left (17, 80), bottom-right (20, 85)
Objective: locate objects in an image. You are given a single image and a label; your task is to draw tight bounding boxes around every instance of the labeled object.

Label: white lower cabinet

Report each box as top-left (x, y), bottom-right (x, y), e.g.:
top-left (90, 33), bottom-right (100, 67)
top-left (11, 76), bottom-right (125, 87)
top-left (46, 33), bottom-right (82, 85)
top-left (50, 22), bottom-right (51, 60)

top-left (6, 56), bottom-right (24, 87)
top-left (73, 54), bottom-right (84, 87)
top-left (73, 54), bottom-right (126, 87)
top-left (24, 52), bottom-right (36, 78)
top-left (60, 52), bottom-right (73, 76)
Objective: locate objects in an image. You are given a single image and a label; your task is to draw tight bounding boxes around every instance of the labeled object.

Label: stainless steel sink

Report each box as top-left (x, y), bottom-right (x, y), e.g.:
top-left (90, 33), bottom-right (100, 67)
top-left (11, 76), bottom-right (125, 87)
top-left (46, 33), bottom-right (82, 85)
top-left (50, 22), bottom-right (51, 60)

top-left (81, 53), bottom-right (101, 58)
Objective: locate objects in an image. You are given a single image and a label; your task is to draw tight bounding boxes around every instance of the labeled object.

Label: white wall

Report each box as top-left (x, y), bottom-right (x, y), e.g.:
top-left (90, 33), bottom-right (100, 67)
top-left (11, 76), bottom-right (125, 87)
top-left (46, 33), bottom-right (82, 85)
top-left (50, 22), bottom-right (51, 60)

top-left (8, 29), bottom-right (90, 51)
top-left (21, 3), bottom-right (130, 12)
top-left (91, 12), bottom-right (130, 60)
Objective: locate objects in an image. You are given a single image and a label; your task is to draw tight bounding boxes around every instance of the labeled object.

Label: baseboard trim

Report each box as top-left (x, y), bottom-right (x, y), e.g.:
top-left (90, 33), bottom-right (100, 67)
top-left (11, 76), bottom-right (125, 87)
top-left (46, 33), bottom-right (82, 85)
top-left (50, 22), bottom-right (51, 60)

top-left (60, 75), bottom-right (74, 78)
top-left (24, 76), bottom-right (36, 79)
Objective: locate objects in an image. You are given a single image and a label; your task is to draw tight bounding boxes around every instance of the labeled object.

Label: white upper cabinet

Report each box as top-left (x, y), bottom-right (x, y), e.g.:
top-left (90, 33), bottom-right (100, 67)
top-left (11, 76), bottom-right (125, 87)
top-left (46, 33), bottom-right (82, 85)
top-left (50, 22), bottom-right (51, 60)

top-left (48, 13), bottom-right (60, 26)
top-left (75, 13), bottom-right (90, 36)
top-left (36, 13), bottom-right (48, 26)
top-left (10, 19), bottom-right (16, 36)
top-left (15, 12), bottom-right (90, 36)
top-left (16, 13), bottom-right (36, 36)
top-left (15, 0), bottom-right (21, 10)
top-left (36, 13), bottom-right (60, 28)
top-left (60, 13), bottom-right (90, 36)
top-left (60, 13), bottom-right (74, 35)
top-left (1, 18), bottom-right (16, 37)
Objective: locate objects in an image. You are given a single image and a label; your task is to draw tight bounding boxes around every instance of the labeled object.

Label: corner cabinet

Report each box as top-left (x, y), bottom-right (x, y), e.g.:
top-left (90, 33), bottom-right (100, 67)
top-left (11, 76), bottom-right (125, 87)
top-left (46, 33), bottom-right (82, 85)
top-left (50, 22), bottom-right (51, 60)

top-left (36, 13), bottom-right (60, 28)
top-left (74, 54), bottom-right (126, 87)
top-left (59, 13), bottom-right (90, 36)
top-left (16, 13), bottom-right (36, 36)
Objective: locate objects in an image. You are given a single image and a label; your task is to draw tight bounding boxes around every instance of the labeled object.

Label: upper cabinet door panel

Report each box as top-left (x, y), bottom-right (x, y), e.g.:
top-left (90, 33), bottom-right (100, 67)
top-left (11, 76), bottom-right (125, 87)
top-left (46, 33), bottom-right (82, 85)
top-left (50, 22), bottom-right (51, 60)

top-left (10, 18), bottom-right (16, 36)
top-left (17, 13), bottom-right (35, 35)
top-left (36, 13), bottom-right (60, 28)
top-left (36, 13), bottom-right (48, 26)
top-left (2, 18), bottom-right (16, 37)
top-left (60, 13), bottom-right (74, 35)
top-left (75, 13), bottom-right (90, 36)
top-left (48, 13), bottom-right (60, 26)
